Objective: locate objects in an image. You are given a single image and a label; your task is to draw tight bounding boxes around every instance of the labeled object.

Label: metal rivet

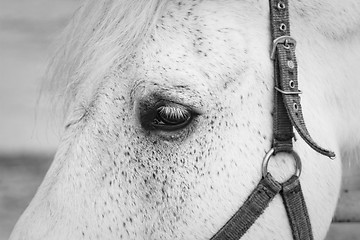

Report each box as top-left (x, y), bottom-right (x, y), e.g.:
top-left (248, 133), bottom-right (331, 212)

top-left (287, 60), bottom-right (295, 69)
top-left (277, 2), bottom-right (286, 9)
top-left (289, 80), bottom-right (295, 88)
top-left (293, 103), bottom-right (298, 111)
top-left (280, 23), bottom-right (287, 31)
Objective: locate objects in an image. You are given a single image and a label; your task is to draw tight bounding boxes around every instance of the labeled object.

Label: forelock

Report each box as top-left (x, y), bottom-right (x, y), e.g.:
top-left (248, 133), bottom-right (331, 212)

top-left (44, 0), bottom-right (168, 116)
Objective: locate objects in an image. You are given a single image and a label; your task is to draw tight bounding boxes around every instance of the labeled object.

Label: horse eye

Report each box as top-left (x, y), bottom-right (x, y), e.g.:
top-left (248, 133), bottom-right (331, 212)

top-left (151, 104), bottom-right (193, 131)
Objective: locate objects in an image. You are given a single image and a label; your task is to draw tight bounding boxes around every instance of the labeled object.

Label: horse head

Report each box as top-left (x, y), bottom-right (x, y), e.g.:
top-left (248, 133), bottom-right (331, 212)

top-left (10, 1), bottom-right (360, 239)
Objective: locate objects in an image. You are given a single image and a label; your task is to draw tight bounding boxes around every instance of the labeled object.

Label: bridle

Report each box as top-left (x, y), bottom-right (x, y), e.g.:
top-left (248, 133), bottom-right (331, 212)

top-left (210, 0), bottom-right (335, 239)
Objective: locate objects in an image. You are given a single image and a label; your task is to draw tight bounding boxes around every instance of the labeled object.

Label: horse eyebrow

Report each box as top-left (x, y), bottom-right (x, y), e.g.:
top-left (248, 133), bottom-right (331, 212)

top-left (130, 80), bottom-right (206, 111)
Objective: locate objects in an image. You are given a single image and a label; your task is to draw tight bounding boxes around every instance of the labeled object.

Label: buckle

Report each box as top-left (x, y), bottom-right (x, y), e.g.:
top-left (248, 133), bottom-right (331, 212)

top-left (270, 36), bottom-right (297, 60)
top-left (274, 87), bottom-right (302, 95)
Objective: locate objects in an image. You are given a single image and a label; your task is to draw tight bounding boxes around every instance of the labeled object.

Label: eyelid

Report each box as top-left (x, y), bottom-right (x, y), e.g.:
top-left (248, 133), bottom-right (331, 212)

top-left (154, 99), bottom-right (202, 118)
top-left (131, 81), bottom-right (206, 114)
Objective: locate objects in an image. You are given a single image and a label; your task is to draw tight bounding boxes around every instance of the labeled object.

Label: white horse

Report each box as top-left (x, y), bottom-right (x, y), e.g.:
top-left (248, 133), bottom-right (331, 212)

top-left (10, 0), bottom-right (360, 239)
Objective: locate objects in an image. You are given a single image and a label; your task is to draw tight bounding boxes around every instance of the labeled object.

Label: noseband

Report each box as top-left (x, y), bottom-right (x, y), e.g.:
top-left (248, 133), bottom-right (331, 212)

top-left (211, 1), bottom-right (335, 239)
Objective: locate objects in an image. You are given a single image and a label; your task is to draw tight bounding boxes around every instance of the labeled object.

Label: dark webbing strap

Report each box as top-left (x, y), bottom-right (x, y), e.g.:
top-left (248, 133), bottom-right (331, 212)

top-left (269, 1), bottom-right (316, 239)
top-left (269, 0), bottom-right (335, 158)
top-left (210, 174), bottom-right (281, 240)
top-left (273, 45), bottom-right (294, 153)
top-left (271, 0), bottom-right (294, 154)
top-left (281, 176), bottom-right (314, 240)
top-left (210, 1), bottom-right (335, 239)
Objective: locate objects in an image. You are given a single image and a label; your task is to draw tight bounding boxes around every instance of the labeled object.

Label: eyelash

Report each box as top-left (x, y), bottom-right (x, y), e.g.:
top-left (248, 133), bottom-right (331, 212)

top-left (139, 101), bottom-right (198, 132)
top-left (157, 105), bottom-right (190, 122)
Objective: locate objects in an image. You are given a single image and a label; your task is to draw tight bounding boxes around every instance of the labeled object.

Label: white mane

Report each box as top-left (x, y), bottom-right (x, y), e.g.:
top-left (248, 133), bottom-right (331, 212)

top-left (45, 0), bottom-right (168, 115)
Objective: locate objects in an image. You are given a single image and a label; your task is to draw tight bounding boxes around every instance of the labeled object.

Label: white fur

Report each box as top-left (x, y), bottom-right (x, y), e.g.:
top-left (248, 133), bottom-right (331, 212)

top-left (11, 0), bottom-right (360, 240)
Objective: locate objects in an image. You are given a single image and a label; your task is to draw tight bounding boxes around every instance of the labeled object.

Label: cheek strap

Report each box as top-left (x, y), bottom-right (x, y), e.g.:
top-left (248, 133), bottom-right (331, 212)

top-left (210, 173), bottom-right (281, 240)
top-left (210, 0), bottom-right (336, 239)
top-left (210, 173), bottom-right (314, 240)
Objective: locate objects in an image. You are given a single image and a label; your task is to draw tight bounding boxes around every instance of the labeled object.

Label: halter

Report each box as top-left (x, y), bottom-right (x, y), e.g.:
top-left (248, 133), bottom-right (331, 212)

top-left (211, 0), bottom-right (335, 239)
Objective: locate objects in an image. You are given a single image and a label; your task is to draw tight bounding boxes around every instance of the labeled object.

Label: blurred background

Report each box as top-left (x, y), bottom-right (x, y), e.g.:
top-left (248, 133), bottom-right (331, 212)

top-left (0, 0), bottom-right (80, 239)
top-left (0, 0), bottom-right (359, 240)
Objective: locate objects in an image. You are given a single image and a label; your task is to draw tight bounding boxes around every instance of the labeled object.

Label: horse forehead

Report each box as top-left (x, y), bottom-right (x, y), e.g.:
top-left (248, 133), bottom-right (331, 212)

top-left (134, 1), bottom-right (270, 94)
top-left (155, 1), bottom-right (267, 45)
top-left (134, 0), bottom-right (360, 86)
top-left (151, 0), bottom-right (360, 45)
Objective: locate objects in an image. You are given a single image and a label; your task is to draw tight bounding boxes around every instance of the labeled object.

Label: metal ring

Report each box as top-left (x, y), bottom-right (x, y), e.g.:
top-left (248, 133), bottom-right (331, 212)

top-left (262, 148), bottom-right (302, 180)
top-left (287, 60), bottom-right (295, 69)
top-left (293, 102), bottom-right (298, 111)
top-left (279, 23), bottom-right (287, 31)
top-left (289, 80), bottom-right (295, 88)
top-left (277, 2), bottom-right (286, 9)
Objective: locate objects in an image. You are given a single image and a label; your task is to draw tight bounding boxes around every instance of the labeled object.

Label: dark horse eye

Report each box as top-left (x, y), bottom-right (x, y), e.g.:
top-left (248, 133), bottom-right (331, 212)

top-left (151, 104), bottom-right (193, 131)
top-left (139, 99), bottom-right (199, 132)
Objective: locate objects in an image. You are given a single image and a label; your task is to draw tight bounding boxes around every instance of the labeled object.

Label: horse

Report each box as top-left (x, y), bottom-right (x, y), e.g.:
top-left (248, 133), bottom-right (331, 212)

top-left (10, 0), bottom-right (360, 239)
